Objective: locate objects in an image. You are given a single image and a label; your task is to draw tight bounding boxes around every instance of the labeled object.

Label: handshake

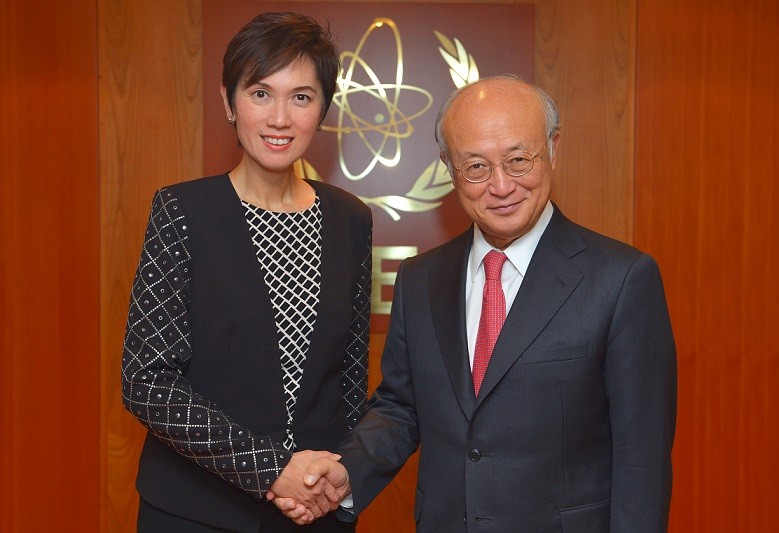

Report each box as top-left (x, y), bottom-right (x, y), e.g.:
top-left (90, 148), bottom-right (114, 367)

top-left (266, 449), bottom-right (352, 525)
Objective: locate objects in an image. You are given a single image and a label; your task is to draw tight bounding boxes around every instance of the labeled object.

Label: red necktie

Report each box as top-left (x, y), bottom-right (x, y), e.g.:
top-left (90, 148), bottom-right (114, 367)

top-left (472, 250), bottom-right (508, 396)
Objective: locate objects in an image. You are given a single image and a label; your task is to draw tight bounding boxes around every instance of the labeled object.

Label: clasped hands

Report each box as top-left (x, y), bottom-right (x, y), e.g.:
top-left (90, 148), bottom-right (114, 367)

top-left (266, 449), bottom-right (351, 525)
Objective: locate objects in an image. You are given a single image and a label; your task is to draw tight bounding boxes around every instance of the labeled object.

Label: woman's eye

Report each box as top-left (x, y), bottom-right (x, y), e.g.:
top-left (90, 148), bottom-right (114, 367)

top-left (252, 90), bottom-right (267, 99)
top-left (294, 94), bottom-right (312, 103)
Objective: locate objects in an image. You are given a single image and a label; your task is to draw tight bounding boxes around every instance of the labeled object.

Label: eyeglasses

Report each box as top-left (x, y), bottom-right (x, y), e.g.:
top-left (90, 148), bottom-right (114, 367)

top-left (452, 144), bottom-right (548, 184)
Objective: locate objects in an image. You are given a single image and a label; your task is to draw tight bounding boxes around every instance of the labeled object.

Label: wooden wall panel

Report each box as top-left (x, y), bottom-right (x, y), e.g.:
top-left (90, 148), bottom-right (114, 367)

top-left (635, 1), bottom-right (779, 531)
top-left (0, 0), bottom-right (100, 530)
top-left (533, 0), bottom-right (636, 243)
top-left (98, 0), bottom-right (202, 530)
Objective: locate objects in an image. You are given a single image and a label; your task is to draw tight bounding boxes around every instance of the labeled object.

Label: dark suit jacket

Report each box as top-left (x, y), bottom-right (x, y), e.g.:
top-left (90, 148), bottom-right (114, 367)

top-left (122, 175), bottom-right (371, 532)
top-left (340, 205), bottom-right (676, 532)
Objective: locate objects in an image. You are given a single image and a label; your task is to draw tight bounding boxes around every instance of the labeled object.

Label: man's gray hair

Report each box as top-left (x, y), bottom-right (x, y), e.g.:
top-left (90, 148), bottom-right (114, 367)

top-left (434, 74), bottom-right (561, 173)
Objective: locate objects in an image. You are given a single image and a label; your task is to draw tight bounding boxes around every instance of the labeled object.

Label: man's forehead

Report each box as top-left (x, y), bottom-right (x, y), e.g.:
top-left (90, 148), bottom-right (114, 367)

top-left (447, 96), bottom-right (544, 137)
top-left (458, 78), bottom-right (535, 101)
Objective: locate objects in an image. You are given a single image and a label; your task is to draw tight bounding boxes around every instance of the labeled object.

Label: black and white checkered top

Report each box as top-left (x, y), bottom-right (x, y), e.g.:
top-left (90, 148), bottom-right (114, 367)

top-left (241, 198), bottom-right (322, 451)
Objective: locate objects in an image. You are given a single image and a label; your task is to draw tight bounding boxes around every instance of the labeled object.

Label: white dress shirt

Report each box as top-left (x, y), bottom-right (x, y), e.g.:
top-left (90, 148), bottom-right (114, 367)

top-left (465, 201), bottom-right (554, 368)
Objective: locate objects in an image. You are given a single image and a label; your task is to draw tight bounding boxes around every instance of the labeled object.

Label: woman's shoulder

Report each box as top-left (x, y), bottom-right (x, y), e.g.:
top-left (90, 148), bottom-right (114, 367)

top-left (159, 174), bottom-right (230, 197)
top-left (308, 179), bottom-right (371, 221)
top-left (144, 175), bottom-right (235, 223)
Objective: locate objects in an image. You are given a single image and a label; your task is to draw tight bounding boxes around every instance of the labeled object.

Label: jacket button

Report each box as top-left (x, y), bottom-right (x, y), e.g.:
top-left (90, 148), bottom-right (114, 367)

top-left (469, 449), bottom-right (481, 462)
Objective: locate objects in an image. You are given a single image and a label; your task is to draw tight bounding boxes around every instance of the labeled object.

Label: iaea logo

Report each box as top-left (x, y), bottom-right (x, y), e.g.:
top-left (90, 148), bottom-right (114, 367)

top-left (295, 18), bottom-right (481, 221)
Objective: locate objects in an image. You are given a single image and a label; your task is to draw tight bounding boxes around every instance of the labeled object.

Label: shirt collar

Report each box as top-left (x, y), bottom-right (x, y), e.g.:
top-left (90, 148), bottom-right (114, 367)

top-left (469, 201), bottom-right (554, 280)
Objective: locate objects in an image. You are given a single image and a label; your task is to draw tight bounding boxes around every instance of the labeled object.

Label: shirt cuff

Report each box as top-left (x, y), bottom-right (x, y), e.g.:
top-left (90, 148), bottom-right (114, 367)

top-left (340, 493), bottom-right (354, 511)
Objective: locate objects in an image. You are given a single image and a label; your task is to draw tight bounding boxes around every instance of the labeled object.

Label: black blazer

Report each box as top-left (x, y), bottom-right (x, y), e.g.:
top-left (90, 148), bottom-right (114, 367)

top-left (122, 175), bottom-right (371, 531)
top-left (340, 205), bottom-right (676, 532)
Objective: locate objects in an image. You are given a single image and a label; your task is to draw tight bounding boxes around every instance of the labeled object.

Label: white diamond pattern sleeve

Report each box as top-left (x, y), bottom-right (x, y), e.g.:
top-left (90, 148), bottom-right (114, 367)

top-left (121, 189), bottom-right (290, 499)
top-left (343, 225), bottom-right (371, 430)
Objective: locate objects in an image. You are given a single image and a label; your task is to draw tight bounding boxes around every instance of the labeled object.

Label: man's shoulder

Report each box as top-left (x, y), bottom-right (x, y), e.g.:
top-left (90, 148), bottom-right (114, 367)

top-left (577, 223), bottom-right (641, 257)
top-left (403, 229), bottom-right (472, 271)
top-left (550, 207), bottom-right (646, 262)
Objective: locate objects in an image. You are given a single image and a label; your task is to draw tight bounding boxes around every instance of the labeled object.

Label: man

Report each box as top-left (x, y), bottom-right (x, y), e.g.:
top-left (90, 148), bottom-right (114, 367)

top-left (274, 75), bottom-right (677, 532)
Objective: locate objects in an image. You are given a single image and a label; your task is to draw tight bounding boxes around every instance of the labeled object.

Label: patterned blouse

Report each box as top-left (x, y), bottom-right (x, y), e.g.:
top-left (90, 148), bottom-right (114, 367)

top-left (241, 198), bottom-right (322, 451)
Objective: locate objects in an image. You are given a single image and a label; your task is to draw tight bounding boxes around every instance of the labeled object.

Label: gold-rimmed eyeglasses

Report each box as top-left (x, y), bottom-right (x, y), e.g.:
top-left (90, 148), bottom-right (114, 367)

top-left (452, 144), bottom-right (548, 184)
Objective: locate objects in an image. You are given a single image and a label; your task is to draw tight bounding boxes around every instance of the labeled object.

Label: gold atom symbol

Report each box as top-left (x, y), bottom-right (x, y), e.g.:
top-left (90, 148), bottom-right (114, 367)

top-left (323, 18), bottom-right (434, 181)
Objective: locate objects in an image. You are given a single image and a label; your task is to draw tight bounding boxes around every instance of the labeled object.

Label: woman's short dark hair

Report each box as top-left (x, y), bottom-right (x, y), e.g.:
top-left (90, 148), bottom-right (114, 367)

top-left (222, 12), bottom-right (340, 122)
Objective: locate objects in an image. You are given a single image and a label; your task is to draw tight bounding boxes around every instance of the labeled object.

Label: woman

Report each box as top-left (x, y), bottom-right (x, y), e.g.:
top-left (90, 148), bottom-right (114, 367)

top-left (121, 12), bottom-right (371, 532)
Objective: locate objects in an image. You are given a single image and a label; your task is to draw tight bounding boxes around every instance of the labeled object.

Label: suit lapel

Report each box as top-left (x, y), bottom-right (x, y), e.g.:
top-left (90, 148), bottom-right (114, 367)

top-left (429, 229), bottom-right (476, 420)
top-left (214, 175), bottom-right (280, 324)
top-left (475, 207), bottom-right (586, 406)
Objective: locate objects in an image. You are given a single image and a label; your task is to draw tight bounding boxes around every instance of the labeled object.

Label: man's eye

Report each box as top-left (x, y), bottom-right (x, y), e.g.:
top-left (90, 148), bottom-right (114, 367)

top-left (509, 155), bottom-right (529, 163)
top-left (467, 162), bottom-right (487, 171)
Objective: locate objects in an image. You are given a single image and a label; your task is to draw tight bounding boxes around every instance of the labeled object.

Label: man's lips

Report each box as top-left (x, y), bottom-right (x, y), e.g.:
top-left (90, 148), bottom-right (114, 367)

top-left (489, 200), bottom-right (522, 213)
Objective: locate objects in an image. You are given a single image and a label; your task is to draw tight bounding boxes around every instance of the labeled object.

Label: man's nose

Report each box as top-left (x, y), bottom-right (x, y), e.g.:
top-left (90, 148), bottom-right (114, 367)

top-left (488, 165), bottom-right (516, 195)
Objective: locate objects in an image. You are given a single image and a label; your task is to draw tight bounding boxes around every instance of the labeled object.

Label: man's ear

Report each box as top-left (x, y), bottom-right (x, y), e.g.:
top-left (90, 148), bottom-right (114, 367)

top-left (549, 132), bottom-right (561, 169)
top-left (440, 152), bottom-right (457, 186)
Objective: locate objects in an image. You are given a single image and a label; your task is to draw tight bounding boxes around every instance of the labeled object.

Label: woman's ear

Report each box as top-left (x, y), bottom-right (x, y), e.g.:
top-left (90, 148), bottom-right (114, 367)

top-left (220, 84), bottom-right (235, 123)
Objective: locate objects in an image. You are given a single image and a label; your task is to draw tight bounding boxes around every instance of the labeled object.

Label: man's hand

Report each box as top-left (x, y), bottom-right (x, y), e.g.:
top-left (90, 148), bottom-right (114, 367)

top-left (269, 456), bottom-right (352, 525)
top-left (266, 450), bottom-right (341, 524)
top-left (306, 456), bottom-right (351, 503)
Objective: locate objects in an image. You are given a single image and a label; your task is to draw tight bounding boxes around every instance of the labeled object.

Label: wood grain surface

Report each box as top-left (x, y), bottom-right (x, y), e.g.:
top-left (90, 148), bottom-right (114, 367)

top-left (0, 0), bottom-right (100, 530)
top-left (635, 1), bottom-right (779, 531)
top-left (98, 1), bottom-right (202, 530)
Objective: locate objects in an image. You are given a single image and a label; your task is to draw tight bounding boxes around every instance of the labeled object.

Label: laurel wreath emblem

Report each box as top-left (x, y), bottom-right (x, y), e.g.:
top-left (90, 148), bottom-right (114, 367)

top-left (296, 29), bottom-right (480, 221)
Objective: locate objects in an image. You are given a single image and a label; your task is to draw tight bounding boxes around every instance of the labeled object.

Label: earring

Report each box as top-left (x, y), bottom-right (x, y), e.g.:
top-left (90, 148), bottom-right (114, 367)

top-left (228, 116), bottom-right (236, 124)
top-left (316, 124), bottom-right (322, 132)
